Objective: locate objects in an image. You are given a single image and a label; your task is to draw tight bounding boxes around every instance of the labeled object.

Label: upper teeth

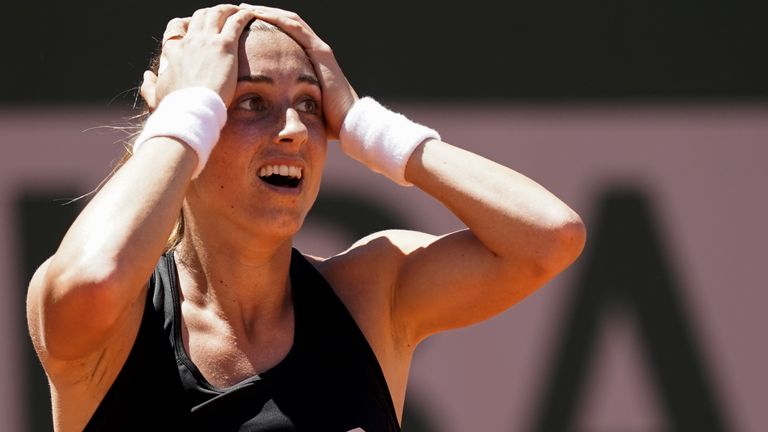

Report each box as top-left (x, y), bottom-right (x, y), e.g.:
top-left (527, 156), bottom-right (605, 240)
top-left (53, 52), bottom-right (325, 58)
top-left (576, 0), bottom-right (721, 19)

top-left (259, 164), bottom-right (303, 179)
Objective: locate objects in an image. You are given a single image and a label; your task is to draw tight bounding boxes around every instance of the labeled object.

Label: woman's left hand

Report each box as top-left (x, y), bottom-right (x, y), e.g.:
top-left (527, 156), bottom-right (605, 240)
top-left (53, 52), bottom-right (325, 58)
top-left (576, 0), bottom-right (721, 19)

top-left (239, 4), bottom-right (358, 140)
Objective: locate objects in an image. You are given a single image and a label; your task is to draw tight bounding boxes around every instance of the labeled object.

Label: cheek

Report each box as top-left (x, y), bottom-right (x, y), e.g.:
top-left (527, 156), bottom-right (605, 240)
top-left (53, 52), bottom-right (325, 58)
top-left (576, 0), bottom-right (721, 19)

top-left (310, 137), bottom-right (328, 170)
top-left (299, 117), bottom-right (328, 164)
top-left (209, 121), bottom-right (270, 169)
top-left (219, 117), bottom-right (271, 148)
top-left (305, 138), bottom-right (327, 197)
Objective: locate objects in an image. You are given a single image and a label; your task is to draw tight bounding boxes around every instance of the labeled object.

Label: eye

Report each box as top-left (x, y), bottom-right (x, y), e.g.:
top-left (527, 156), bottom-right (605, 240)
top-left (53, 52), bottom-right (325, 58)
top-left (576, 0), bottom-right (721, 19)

top-left (236, 95), bottom-right (267, 112)
top-left (296, 98), bottom-right (320, 114)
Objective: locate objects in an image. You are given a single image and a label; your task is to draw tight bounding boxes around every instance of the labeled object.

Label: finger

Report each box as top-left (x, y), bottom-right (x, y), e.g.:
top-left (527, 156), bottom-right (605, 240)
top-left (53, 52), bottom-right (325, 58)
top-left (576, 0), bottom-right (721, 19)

top-left (162, 17), bottom-right (190, 45)
top-left (187, 7), bottom-right (209, 33)
top-left (157, 54), bottom-right (169, 75)
top-left (240, 4), bottom-right (303, 23)
top-left (204, 4), bottom-right (241, 32)
top-left (238, 4), bottom-right (306, 27)
top-left (242, 8), bottom-right (324, 50)
top-left (220, 9), bottom-right (258, 39)
top-left (140, 70), bottom-right (158, 110)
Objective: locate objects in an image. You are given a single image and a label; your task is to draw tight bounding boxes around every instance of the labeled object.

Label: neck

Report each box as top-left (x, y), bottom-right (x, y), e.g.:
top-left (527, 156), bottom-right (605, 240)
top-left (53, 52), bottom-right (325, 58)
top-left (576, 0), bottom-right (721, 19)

top-left (174, 221), bottom-right (295, 334)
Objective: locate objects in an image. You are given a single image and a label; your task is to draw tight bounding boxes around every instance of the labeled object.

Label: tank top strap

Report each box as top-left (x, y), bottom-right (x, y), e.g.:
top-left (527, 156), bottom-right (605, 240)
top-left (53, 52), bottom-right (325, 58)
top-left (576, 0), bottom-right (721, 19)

top-left (287, 249), bottom-right (401, 429)
top-left (151, 252), bottom-right (178, 333)
top-left (100, 249), bottom-right (402, 431)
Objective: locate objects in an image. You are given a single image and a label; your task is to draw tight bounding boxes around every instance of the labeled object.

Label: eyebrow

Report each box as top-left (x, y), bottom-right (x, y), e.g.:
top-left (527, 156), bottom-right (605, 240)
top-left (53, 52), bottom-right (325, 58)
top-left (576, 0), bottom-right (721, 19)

top-left (237, 74), bottom-right (320, 87)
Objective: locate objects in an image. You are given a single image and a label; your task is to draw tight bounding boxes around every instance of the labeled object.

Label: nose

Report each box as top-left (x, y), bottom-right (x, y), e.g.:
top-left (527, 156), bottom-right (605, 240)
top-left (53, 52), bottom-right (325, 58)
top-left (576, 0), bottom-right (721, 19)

top-left (275, 108), bottom-right (308, 148)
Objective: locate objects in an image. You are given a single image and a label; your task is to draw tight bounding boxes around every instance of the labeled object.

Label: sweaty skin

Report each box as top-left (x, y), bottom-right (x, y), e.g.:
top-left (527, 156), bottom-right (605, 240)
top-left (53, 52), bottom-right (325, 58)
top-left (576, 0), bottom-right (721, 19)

top-left (27, 5), bottom-right (585, 431)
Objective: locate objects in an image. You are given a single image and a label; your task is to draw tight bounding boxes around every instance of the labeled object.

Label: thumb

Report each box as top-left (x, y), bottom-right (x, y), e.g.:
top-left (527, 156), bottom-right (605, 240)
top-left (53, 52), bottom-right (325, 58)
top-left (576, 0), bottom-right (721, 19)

top-left (140, 70), bottom-right (159, 111)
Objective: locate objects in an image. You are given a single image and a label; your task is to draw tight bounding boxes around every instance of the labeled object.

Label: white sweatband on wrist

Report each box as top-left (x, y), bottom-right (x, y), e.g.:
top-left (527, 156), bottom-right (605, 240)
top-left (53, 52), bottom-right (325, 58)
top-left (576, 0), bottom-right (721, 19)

top-left (133, 87), bottom-right (227, 178)
top-left (339, 97), bottom-right (441, 186)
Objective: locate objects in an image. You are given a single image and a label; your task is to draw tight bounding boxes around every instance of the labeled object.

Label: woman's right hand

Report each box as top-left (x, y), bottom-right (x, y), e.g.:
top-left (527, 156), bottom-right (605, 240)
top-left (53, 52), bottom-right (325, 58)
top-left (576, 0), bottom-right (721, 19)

top-left (141, 5), bottom-right (256, 110)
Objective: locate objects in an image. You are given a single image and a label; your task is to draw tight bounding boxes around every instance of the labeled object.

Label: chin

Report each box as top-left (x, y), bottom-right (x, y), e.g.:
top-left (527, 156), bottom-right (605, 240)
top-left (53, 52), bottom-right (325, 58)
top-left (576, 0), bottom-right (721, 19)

top-left (248, 209), bottom-right (307, 240)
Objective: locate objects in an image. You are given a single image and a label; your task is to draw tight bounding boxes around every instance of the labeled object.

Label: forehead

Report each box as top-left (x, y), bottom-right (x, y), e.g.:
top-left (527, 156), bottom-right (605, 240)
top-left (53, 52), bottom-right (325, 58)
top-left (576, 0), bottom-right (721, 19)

top-left (238, 30), bottom-right (315, 79)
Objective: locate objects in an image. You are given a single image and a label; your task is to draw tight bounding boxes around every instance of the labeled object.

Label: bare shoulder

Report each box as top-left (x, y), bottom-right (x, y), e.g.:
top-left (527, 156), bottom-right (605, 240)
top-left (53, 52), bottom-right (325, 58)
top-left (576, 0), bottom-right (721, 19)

top-left (308, 229), bottom-right (439, 288)
top-left (304, 229), bottom-right (439, 342)
top-left (26, 256), bottom-right (53, 362)
top-left (26, 256), bottom-right (83, 382)
top-left (303, 230), bottom-right (438, 413)
top-left (304, 229), bottom-right (440, 339)
top-left (27, 255), bottom-right (147, 430)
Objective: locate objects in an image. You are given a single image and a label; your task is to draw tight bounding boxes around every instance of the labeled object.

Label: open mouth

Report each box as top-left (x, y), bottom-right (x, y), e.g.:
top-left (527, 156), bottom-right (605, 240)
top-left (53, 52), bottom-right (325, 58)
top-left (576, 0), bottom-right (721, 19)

top-left (258, 164), bottom-right (303, 189)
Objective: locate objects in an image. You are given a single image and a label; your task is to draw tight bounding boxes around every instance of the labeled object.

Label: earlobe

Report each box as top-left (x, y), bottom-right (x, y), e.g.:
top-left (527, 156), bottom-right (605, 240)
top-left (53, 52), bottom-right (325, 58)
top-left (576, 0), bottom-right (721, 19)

top-left (140, 70), bottom-right (159, 111)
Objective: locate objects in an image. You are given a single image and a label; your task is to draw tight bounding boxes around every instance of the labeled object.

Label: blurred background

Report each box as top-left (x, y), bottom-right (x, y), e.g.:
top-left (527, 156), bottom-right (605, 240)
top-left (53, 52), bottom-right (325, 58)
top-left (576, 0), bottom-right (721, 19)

top-left (2, 0), bottom-right (767, 431)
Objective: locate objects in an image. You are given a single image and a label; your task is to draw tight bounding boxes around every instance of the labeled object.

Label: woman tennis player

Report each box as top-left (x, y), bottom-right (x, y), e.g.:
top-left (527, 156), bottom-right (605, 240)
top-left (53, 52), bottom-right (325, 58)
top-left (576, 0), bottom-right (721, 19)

top-left (27, 4), bottom-right (585, 431)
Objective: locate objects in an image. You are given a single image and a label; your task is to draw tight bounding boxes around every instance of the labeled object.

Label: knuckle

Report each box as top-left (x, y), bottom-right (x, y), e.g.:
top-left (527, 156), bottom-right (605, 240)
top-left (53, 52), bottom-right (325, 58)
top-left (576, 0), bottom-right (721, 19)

top-left (309, 44), bottom-right (332, 56)
top-left (284, 20), bottom-right (302, 30)
top-left (213, 38), bottom-right (233, 51)
top-left (213, 4), bottom-right (234, 13)
top-left (165, 17), bottom-right (184, 29)
top-left (233, 10), bottom-right (252, 23)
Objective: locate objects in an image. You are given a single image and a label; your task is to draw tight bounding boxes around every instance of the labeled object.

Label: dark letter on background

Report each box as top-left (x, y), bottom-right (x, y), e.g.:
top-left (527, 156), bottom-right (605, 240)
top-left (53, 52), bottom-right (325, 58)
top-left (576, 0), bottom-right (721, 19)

top-left (529, 189), bottom-right (728, 432)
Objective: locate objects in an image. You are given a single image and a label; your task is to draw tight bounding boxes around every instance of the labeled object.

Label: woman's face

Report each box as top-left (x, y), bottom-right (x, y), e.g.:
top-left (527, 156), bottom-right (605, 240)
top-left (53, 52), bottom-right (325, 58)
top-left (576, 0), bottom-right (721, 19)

top-left (188, 29), bottom-right (327, 240)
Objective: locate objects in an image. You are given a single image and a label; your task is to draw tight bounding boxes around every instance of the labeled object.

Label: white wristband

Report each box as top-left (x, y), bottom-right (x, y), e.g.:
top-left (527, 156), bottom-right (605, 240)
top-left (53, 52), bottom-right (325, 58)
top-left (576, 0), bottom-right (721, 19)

top-left (339, 97), bottom-right (440, 186)
top-left (133, 87), bottom-right (227, 178)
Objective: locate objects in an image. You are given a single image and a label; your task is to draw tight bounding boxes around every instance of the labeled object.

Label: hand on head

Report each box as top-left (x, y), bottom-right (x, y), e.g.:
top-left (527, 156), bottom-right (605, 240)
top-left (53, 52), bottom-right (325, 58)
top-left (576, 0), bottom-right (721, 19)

top-left (238, 4), bottom-right (358, 139)
top-left (141, 4), bottom-right (358, 140)
top-left (140, 5), bottom-right (256, 110)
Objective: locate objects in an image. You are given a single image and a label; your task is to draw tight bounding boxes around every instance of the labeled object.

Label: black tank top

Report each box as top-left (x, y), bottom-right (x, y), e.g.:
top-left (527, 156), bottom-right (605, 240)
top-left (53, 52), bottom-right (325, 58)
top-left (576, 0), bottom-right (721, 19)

top-left (84, 249), bottom-right (401, 431)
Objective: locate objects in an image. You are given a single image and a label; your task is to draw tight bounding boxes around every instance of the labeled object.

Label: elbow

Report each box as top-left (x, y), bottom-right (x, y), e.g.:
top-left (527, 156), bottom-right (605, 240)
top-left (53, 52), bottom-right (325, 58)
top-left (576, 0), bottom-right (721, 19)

top-left (539, 210), bottom-right (587, 275)
top-left (40, 258), bottom-right (125, 358)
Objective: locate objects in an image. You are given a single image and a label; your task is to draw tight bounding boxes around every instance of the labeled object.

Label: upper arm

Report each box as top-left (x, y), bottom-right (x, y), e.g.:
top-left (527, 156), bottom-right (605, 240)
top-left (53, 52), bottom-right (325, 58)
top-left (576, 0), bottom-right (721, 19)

top-left (361, 229), bottom-right (563, 346)
top-left (27, 254), bottom-right (148, 364)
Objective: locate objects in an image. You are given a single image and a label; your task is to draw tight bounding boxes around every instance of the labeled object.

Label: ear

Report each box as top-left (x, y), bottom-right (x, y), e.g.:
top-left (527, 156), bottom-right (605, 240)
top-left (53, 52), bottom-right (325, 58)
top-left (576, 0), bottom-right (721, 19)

top-left (140, 70), bottom-right (159, 111)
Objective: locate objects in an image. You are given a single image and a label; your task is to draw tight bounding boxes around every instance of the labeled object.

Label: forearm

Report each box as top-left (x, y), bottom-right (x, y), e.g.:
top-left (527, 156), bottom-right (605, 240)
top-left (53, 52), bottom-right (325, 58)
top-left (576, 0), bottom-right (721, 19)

top-left (48, 138), bottom-right (196, 299)
top-left (32, 6), bottom-right (249, 361)
top-left (404, 139), bottom-right (585, 270)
